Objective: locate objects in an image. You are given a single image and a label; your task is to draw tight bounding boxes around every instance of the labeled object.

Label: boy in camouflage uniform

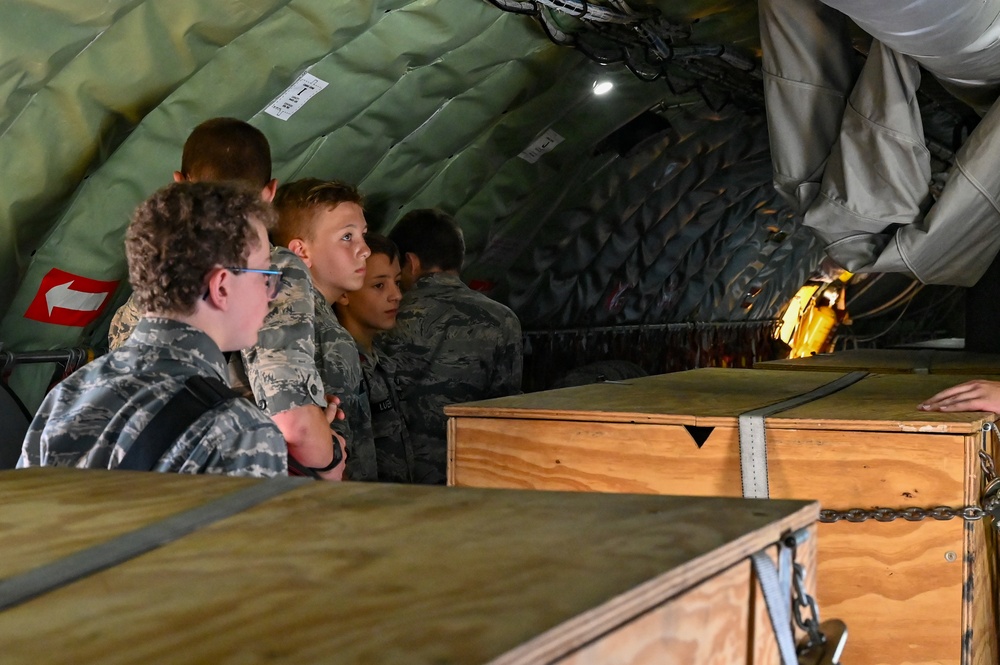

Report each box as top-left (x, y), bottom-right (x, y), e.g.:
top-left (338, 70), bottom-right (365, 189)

top-left (380, 209), bottom-right (523, 484)
top-left (101, 118), bottom-right (343, 480)
top-left (242, 179), bottom-right (378, 481)
top-left (334, 233), bottom-right (416, 483)
top-left (104, 121), bottom-right (347, 479)
top-left (107, 117), bottom-right (278, 350)
top-left (19, 182), bottom-right (287, 476)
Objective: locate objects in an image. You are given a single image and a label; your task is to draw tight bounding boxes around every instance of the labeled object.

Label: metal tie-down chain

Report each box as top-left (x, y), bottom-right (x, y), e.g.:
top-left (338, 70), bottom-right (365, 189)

top-left (783, 533), bottom-right (848, 665)
top-left (818, 422), bottom-right (1000, 526)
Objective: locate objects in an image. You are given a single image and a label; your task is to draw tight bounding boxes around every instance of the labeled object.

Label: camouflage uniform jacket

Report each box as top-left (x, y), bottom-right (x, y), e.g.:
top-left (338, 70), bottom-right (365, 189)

top-left (358, 342), bottom-right (415, 483)
top-left (241, 247), bottom-right (376, 481)
top-left (18, 317), bottom-right (287, 477)
top-left (108, 292), bottom-right (254, 397)
top-left (378, 272), bottom-right (523, 484)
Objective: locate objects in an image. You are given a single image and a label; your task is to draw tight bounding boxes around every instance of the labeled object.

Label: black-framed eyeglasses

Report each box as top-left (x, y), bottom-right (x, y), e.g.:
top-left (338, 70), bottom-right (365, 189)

top-left (224, 266), bottom-right (283, 300)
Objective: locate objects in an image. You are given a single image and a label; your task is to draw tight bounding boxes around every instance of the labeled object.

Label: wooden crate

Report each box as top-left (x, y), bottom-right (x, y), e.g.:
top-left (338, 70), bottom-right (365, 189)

top-left (756, 348), bottom-right (1000, 374)
top-left (447, 368), bottom-right (1000, 665)
top-left (0, 467), bottom-right (817, 664)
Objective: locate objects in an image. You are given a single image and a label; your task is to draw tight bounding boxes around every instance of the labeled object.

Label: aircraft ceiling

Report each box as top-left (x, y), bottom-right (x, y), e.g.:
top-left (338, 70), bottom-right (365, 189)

top-left (0, 0), bottom-right (986, 406)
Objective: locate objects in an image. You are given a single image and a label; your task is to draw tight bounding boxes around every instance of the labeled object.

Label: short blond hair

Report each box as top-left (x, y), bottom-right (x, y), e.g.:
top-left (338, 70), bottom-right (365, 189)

top-left (271, 178), bottom-right (364, 247)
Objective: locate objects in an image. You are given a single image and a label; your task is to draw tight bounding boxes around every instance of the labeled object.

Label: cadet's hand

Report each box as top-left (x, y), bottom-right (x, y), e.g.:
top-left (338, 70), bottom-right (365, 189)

top-left (324, 394), bottom-right (346, 424)
top-left (919, 380), bottom-right (1000, 413)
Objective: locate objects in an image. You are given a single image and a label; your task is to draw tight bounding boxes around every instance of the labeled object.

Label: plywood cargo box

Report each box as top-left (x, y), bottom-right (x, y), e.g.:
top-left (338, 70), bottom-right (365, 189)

top-left (0, 468), bottom-right (817, 665)
top-left (755, 348), bottom-right (1000, 374)
top-left (447, 368), bottom-right (1000, 665)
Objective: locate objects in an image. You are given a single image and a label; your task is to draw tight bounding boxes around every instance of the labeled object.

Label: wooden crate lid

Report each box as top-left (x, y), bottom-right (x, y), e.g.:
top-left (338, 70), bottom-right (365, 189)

top-left (0, 467), bottom-right (262, 580)
top-left (0, 469), bottom-right (816, 664)
top-left (769, 372), bottom-right (995, 432)
top-left (445, 368), bottom-right (994, 433)
top-left (755, 348), bottom-right (1000, 375)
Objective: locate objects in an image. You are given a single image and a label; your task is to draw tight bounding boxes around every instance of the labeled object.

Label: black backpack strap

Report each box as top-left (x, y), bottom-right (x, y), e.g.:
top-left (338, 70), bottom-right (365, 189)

top-left (118, 375), bottom-right (239, 471)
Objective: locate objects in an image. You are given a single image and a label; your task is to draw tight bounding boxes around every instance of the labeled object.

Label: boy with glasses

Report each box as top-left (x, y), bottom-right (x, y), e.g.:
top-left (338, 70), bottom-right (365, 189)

top-left (19, 182), bottom-right (289, 476)
top-left (104, 119), bottom-right (346, 479)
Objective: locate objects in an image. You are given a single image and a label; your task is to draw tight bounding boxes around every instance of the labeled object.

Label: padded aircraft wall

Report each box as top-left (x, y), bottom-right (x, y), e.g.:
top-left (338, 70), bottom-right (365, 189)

top-left (0, 0), bottom-right (821, 409)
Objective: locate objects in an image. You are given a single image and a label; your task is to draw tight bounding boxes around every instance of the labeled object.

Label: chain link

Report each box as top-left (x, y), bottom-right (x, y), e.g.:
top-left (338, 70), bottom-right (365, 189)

top-left (980, 422), bottom-right (999, 483)
top-left (819, 505), bottom-right (985, 523)
top-left (821, 423), bottom-right (999, 525)
top-left (782, 532), bottom-right (826, 653)
top-left (791, 561), bottom-right (825, 650)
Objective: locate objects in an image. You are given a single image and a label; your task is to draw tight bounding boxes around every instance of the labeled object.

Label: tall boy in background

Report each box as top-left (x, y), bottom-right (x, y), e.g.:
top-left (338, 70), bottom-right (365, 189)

top-left (334, 233), bottom-right (416, 483)
top-left (108, 117), bottom-right (277, 349)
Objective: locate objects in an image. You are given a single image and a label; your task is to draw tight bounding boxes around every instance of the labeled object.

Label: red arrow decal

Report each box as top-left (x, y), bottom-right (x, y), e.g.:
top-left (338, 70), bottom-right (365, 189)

top-left (25, 269), bottom-right (119, 327)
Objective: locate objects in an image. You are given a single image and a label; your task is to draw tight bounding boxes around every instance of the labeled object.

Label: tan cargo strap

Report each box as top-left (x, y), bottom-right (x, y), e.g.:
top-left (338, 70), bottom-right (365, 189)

top-left (0, 476), bottom-right (308, 611)
top-left (738, 371), bottom-right (868, 498)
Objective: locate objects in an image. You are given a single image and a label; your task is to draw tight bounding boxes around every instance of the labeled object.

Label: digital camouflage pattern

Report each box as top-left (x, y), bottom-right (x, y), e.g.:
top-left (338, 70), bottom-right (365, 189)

top-left (108, 291), bottom-right (255, 398)
top-left (378, 272), bottom-right (522, 484)
top-left (107, 293), bottom-right (141, 350)
top-left (241, 247), bottom-right (376, 481)
top-left (240, 248), bottom-right (325, 415)
top-left (19, 317), bottom-right (287, 477)
top-left (358, 342), bottom-right (415, 483)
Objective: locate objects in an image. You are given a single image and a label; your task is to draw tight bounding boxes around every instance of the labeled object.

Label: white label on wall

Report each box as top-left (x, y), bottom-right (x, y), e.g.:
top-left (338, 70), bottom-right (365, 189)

top-left (519, 129), bottom-right (565, 164)
top-left (263, 73), bottom-right (329, 121)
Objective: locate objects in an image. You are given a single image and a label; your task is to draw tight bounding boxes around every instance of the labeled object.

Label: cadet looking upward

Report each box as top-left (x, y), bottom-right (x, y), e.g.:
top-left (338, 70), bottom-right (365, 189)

top-left (380, 208), bottom-right (523, 485)
top-left (19, 182), bottom-right (287, 476)
top-left (334, 233), bottom-right (416, 483)
top-left (108, 117), bottom-right (278, 350)
top-left (242, 179), bottom-right (377, 481)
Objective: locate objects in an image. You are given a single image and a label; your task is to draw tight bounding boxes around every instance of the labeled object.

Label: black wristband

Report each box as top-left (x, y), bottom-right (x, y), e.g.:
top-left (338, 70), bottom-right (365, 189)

top-left (308, 440), bottom-right (344, 473)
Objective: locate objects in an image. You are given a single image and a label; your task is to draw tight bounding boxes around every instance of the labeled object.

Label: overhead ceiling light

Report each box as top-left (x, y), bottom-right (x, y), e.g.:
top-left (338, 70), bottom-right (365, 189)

top-left (593, 80), bottom-right (614, 95)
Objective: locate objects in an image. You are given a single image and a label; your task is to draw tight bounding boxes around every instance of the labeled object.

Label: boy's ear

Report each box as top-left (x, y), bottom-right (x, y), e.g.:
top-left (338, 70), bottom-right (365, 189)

top-left (336, 292), bottom-right (350, 307)
top-left (260, 179), bottom-right (278, 203)
top-left (172, 171), bottom-right (187, 183)
top-left (202, 267), bottom-right (231, 310)
top-left (404, 252), bottom-right (421, 276)
top-left (287, 238), bottom-right (312, 268)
